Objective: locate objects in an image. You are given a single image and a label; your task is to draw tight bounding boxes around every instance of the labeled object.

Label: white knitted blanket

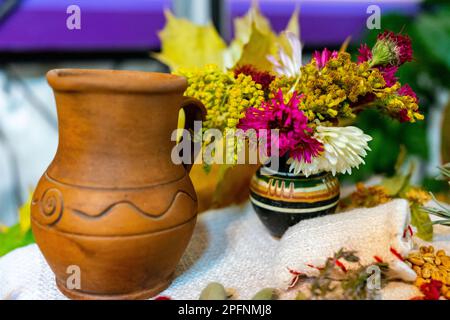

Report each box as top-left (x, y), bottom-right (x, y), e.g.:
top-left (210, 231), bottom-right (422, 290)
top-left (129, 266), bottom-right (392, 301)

top-left (275, 200), bottom-right (416, 289)
top-left (1, 201), bottom-right (449, 300)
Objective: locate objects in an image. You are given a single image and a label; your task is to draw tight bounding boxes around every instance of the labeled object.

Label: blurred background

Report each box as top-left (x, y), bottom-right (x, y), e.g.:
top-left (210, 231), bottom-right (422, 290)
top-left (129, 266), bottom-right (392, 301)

top-left (0, 0), bottom-right (448, 225)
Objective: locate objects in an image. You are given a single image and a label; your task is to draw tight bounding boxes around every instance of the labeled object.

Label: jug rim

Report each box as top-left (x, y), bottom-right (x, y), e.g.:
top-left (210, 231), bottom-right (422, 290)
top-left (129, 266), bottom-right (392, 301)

top-left (47, 68), bottom-right (187, 93)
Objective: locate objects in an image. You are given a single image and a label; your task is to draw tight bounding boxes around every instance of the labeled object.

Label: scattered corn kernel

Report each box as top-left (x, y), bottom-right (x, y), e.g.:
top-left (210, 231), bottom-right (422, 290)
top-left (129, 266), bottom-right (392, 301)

top-left (409, 246), bottom-right (450, 300)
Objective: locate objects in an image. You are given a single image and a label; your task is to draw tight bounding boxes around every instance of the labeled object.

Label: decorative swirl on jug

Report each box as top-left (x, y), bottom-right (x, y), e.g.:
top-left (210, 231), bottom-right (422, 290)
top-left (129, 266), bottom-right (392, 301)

top-left (39, 188), bottom-right (64, 225)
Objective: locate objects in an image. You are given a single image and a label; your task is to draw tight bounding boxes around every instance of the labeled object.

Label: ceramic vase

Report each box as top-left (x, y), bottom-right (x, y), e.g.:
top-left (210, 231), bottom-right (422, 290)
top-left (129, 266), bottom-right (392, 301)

top-left (31, 69), bottom-right (205, 299)
top-left (250, 158), bottom-right (340, 237)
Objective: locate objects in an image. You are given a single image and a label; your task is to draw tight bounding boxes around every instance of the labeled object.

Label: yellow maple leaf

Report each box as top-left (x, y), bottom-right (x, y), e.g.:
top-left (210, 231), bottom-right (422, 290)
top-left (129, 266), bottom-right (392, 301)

top-left (235, 22), bottom-right (276, 71)
top-left (224, 4), bottom-right (278, 69)
top-left (153, 10), bottom-right (227, 70)
top-left (285, 6), bottom-right (300, 36)
top-left (278, 7), bottom-right (300, 56)
top-left (226, 4), bottom-right (300, 71)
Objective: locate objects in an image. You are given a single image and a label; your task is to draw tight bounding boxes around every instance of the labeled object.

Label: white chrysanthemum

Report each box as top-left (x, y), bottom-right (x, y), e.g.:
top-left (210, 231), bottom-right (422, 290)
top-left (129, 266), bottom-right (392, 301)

top-left (288, 126), bottom-right (372, 176)
top-left (267, 31), bottom-right (302, 77)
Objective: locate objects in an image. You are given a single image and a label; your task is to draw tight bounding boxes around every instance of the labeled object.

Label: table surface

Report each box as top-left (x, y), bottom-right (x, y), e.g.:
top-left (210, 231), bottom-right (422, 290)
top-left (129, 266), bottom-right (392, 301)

top-left (1, 199), bottom-right (449, 300)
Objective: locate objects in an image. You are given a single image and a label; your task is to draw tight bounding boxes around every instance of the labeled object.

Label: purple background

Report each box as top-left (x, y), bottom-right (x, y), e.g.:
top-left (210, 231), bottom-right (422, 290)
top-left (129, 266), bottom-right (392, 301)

top-left (0, 0), bottom-right (420, 51)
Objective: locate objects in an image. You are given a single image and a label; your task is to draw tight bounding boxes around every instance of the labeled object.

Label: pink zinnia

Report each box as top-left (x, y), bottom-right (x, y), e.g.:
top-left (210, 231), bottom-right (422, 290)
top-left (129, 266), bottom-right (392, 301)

top-left (238, 90), bottom-right (323, 163)
top-left (312, 48), bottom-right (338, 69)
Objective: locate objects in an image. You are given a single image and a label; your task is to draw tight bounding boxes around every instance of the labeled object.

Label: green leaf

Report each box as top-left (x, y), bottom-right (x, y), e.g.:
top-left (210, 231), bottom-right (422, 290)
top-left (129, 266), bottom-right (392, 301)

top-left (153, 10), bottom-right (227, 70)
top-left (414, 10), bottom-right (450, 72)
top-left (410, 205), bottom-right (433, 241)
top-left (381, 175), bottom-right (407, 197)
top-left (381, 164), bottom-right (413, 197)
top-left (442, 102), bottom-right (450, 164)
top-left (432, 219), bottom-right (450, 226)
top-left (0, 225), bottom-right (35, 257)
top-left (0, 191), bottom-right (35, 257)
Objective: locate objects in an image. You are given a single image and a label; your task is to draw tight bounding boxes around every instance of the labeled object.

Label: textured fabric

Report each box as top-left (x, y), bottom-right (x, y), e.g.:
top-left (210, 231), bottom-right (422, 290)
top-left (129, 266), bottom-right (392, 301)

top-left (0, 201), bottom-right (449, 300)
top-left (275, 199), bottom-right (416, 289)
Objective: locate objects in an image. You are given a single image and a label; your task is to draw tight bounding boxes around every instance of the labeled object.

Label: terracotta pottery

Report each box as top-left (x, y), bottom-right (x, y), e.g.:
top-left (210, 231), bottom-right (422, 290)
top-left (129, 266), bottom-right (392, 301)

top-left (31, 69), bottom-right (205, 300)
top-left (250, 157), bottom-right (340, 237)
top-left (190, 163), bottom-right (258, 213)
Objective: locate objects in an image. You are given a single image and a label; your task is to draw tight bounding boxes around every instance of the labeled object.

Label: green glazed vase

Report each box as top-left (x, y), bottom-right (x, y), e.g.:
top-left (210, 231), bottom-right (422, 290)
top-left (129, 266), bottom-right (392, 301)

top-left (250, 158), bottom-right (340, 237)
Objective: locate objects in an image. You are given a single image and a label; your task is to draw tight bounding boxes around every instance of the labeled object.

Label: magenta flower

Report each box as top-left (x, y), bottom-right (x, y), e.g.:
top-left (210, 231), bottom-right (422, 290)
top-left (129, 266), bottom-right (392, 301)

top-left (378, 65), bottom-right (398, 87)
top-left (395, 84), bottom-right (419, 122)
top-left (357, 44), bottom-right (372, 64)
top-left (312, 48), bottom-right (338, 69)
top-left (397, 109), bottom-right (411, 123)
top-left (358, 44), bottom-right (398, 87)
top-left (398, 84), bottom-right (418, 102)
top-left (368, 31), bottom-right (413, 67)
top-left (234, 65), bottom-right (275, 91)
top-left (238, 90), bottom-right (323, 163)
top-left (289, 134), bottom-right (324, 163)
top-left (378, 31), bottom-right (413, 65)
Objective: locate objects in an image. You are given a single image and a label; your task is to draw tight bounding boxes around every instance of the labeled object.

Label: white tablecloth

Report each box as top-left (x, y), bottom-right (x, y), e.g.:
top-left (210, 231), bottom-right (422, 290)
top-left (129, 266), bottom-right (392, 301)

top-left (1, 201), bottom-right (449, 300)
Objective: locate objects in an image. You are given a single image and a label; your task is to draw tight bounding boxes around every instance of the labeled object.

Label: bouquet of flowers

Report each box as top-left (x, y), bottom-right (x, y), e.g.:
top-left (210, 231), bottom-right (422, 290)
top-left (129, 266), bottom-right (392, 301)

top-left (173, 29), bottom-right (423, 176)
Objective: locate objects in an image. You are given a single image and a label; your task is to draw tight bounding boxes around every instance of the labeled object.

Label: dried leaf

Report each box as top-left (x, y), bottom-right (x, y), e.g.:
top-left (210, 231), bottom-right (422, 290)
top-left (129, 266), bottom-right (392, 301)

top-left (153, 10), bottom-right (226, 70)
top-left (442, 101), bottom-right (450, 164)
top-left (339, 36), bottom-right (352, 53)
top-left (343, 253), bottom-right (360, 263)
top-left (295, 291), bottom-right (308, 300)
top-left (284, 6), bottom-right (300, 36)
top-left (226, 3), bottom-right (278, 70)
top-left (225, 3), bottom-right (300, 71)
top-left (381, 163), bottom-right (414, 197)
top-left (278, 7), bottom-right (300, 55)
top-left (235, 22), bottom-right (276, 71)
top-left (411, 205), bottom-right (433, 241)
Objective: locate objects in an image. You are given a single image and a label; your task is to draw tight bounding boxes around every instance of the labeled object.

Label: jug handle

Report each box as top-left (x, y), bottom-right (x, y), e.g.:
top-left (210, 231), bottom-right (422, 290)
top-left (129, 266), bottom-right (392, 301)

top-left (180, 97), bottom-right (206, 173)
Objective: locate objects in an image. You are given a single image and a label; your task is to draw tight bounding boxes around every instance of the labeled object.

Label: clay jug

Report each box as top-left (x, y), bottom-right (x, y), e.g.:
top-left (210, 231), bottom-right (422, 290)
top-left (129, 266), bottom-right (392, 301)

top-left (31, 69), bottom-right (205, 300)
